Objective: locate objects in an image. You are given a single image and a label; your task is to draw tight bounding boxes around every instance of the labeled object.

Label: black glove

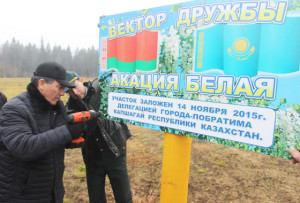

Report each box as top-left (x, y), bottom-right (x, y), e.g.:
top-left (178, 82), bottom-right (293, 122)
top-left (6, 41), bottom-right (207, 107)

top-left (66, 122), bottom-right (84, 139)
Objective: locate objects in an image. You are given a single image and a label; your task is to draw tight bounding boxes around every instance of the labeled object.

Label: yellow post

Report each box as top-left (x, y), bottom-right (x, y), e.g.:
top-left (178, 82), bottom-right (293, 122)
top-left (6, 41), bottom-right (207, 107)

top-left (160, 132), bottom-right (192, 203)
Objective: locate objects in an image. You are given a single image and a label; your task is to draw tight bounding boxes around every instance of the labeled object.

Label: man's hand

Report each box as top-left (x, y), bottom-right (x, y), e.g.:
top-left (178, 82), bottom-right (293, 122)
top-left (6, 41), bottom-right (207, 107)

top-left (289, 148), bottom-right (300, 164)
top-left (66, 122), bottom-right (84, 140)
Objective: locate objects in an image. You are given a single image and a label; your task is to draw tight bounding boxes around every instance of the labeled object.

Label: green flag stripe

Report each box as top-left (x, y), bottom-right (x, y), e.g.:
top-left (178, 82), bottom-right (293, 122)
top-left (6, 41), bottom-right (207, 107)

top-left (117, 61), bottom-right (136, 73)
top-left (107, 57), bottom-right (118, 70)
top-left (108, 57), bottom-right (157, 72)
top-left (136, 59), bottom-right (157, 71)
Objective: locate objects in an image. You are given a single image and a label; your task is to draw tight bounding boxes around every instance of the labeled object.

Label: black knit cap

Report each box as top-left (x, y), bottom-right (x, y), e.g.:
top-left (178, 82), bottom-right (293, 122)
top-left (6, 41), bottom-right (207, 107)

top-left (33, 62), bottom-right (75, 88)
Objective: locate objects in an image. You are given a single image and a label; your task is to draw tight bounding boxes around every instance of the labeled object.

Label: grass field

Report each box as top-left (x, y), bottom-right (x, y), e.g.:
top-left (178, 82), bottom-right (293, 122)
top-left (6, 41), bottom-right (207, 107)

top-left (1, 78), bottom-right (300, 203)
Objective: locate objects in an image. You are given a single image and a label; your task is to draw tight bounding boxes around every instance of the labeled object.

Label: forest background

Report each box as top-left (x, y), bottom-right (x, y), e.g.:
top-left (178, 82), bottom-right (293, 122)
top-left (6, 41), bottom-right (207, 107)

top-left (0, 38), bottom-right (98, 78)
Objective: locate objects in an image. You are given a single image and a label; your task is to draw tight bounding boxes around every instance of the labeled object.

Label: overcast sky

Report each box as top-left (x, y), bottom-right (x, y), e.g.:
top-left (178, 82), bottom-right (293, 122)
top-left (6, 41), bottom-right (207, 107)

top-left (0, 0), bottom-right (189, 51)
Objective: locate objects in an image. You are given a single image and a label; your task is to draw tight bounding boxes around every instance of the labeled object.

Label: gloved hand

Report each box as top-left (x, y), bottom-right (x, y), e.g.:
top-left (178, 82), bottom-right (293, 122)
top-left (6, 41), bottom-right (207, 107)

top-left (66, 122), bottom-right (84, 139)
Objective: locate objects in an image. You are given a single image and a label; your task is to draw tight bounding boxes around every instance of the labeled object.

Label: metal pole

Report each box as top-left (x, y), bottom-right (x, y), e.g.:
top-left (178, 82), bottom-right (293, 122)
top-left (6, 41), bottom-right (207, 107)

top-left (160, 132), bottom-right (192, 203)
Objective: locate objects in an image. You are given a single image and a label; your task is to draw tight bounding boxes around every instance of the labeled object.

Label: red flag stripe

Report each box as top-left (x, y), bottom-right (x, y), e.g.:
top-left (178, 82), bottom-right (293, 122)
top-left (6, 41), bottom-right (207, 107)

top-left (107, 30), bottom-right (158, 63)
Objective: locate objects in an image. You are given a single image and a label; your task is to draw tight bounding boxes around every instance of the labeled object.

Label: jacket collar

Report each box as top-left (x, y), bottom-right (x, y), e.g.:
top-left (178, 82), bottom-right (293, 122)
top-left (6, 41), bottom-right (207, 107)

top-left (83, 81), bottom-right (95, 103)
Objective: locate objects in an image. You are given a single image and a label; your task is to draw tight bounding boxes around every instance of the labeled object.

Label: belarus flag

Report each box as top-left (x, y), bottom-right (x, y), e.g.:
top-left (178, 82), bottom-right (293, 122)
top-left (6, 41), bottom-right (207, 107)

top-left (101, 30), bottom-right (158, 73)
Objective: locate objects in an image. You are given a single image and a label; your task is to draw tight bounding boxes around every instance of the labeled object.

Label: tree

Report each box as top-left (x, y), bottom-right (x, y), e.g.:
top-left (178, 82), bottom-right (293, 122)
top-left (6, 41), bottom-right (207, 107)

top-left (0, 38), bottom-right (99, 77)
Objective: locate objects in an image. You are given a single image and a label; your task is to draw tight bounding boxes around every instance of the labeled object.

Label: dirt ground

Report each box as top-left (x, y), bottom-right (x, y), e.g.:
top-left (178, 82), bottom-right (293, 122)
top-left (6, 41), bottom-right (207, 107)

top-left (64, 125), bottom-right (300, 203)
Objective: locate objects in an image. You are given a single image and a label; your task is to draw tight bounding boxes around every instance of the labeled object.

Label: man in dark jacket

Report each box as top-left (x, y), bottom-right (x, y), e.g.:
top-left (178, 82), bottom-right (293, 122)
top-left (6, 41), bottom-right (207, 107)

top-left (65, 71), bottom-right (132, 203)
top-left (0, 91), bottom-right (7, 109)
top-left (0, 62), bottom-right (84, 203)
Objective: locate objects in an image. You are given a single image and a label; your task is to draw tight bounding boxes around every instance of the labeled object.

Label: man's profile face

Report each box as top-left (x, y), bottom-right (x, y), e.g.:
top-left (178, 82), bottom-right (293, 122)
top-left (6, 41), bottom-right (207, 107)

top-left (38, 80), bottom-right (65, 105)
top-left (68, 80), bottom-right (86, 100)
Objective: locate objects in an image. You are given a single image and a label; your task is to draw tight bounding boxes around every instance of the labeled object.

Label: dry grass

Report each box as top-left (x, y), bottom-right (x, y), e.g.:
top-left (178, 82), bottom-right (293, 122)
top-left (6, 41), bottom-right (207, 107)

top-left (64, 125), bottom-right (300, 203)
top-left (0, 78), bottom-right (30, 100)
top-left (2, 78), bottom-right (300, 203)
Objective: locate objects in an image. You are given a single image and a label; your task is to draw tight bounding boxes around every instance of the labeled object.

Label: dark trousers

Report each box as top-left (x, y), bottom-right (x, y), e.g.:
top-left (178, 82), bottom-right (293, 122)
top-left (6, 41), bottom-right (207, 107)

top-left (84, 146), bottom-right (132, 203)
